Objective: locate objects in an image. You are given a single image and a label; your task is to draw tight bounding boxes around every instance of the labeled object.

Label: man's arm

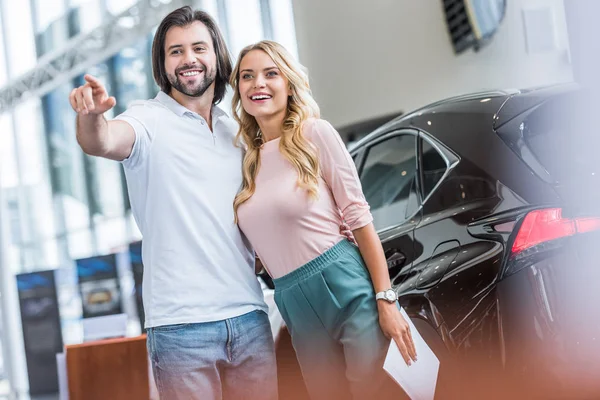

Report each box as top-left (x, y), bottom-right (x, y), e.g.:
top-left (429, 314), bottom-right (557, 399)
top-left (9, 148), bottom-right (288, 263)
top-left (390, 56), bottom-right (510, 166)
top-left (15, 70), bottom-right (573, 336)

top-left (76, 114), bottom-right (135, 161)
top-left (70, 74), bottom-right (135, 161)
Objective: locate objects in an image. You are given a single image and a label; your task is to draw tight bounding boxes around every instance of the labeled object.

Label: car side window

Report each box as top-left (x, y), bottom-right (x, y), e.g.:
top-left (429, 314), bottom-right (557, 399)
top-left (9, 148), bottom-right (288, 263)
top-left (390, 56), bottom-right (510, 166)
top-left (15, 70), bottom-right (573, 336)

top-left (421, 138), bottom-right (447, 199)
top-left (359, 134), bottom-right (418, 231)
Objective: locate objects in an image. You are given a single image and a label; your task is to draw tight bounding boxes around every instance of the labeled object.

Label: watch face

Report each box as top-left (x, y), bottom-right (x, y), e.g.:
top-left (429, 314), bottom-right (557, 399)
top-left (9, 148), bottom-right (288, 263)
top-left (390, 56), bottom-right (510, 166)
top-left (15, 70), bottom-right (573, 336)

top-left (385, 290), bottom-right (396, 301)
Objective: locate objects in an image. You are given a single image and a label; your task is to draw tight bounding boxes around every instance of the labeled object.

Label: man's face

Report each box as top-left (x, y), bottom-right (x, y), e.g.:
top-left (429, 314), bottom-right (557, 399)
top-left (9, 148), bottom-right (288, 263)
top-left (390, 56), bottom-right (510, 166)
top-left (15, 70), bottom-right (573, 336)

top-left (164, 21), bottom-right (217, 98)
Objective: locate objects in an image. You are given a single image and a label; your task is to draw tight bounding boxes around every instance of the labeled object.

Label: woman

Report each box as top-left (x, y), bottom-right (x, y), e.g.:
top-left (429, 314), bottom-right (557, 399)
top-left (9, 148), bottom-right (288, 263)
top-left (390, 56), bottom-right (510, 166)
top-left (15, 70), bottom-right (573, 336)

top-left (231, 40), bottom-right (417, 400)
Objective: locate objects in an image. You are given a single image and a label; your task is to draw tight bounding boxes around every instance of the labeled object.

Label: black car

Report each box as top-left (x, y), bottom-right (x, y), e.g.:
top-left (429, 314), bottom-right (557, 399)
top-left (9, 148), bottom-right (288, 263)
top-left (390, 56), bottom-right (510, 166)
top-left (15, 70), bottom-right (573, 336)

top-left (273, 84), bottom-right (600, 399)
top-left (336, 84), bottom-right (600, 399)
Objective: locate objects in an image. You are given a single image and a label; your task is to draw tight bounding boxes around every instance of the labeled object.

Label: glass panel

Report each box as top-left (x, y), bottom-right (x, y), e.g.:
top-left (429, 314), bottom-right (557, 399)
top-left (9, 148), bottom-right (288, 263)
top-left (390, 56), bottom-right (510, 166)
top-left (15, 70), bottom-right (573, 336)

top-left (0, 115), bottom-right (18, 189)
top-left (89, 159), bottom-right (125, 216)
top-left (268, 0), bottom-right (298, 59)
top-left (202, 0), bottom-right (220, 21)
top-left (17, 185), bottom-right (58, 271)
top-left (522, 93), bottom-right (593, 182)
top-left (65, 209), bottom-right (93, 260)
top-left (4, 189), bottom-right (22, 269)
top-left (95, 217), bottom-right (128, 254)
top-left (13, 100), bottom-right (59, 271)
top-left (0, 14), bottom-right (7, 86)
top-left (69, 0), bottom-right (103, 36)
top-left (0, 113), bottom-right (21, 292)
top-left (42, 83), bottom-right (87, 202)
top-left (33, 0), bottom-right (67, 33)
top-left (105, 0), bottom-right (136, 16)
top-left (225, 0), bottom-right (263, 57)
top-left (14, 101), bottom-right (46, 186)
top-left (41, 81), bottom-right (93, 259)
top-left (421, 139), bottom-right (447, 199)
top-left (2, 0), bottom-right (37, 76)
top-left (360, 135), bottom-right (418, 230)
top-left (55, 266), bottom-right (83, 344)
top-left (112, 42), bottom-right (151, 109)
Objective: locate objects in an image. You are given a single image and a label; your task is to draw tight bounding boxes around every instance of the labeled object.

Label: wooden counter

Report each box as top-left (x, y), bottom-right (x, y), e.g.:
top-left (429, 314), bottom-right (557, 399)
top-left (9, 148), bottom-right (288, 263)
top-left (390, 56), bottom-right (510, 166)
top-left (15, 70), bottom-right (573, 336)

top-left (65, 335), bottom-right (149, 400)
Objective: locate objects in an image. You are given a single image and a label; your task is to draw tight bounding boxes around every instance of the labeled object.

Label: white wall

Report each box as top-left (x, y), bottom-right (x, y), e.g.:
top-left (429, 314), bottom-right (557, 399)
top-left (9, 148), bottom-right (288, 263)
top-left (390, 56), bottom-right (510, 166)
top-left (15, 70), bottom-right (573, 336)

top-left (291, 0), bottom-right (573, 127)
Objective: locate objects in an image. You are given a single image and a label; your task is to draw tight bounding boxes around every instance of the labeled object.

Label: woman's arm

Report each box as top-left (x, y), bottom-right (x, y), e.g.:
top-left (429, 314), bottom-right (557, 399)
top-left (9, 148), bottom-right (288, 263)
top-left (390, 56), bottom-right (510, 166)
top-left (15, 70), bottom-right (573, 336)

top-left (306, 119), bottom-right (416, 364)
top-left (353, 223), bottom-right (418, 365)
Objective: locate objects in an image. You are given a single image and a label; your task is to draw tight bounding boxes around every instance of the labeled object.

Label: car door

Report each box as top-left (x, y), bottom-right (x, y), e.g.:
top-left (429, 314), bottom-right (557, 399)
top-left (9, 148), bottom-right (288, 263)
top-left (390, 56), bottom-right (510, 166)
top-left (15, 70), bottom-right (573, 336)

top-left (397, 132), bottom-right (462, 295)
top-left (403, 131), bottom-right (504, 358)
top-left (355, 129), bottom-right (422, 286)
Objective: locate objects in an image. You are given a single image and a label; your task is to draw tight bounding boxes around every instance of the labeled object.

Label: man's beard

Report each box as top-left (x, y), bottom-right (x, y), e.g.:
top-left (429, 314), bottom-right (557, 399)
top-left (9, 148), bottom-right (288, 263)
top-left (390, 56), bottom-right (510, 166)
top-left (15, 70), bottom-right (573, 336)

top-left (168, 64), bottom-right (216, 98)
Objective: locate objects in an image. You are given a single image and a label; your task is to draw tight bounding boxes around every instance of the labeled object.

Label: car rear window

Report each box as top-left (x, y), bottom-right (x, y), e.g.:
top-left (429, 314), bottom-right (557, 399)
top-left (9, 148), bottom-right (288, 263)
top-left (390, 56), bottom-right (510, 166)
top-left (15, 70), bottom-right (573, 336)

top-left (522, 93), bottom-right (598, 183)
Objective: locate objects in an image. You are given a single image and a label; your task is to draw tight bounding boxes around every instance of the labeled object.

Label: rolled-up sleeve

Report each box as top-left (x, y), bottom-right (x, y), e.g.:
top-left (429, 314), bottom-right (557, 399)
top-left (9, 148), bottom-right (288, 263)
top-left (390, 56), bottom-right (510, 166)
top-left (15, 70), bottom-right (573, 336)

top-left (306, 119), bottom-right (373, 230)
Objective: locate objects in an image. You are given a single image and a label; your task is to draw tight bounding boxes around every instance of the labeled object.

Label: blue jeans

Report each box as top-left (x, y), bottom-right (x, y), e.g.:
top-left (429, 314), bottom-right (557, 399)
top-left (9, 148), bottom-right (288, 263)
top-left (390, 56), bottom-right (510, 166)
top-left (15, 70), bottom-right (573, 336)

top-left (146, 309), bottom-right (278, 400)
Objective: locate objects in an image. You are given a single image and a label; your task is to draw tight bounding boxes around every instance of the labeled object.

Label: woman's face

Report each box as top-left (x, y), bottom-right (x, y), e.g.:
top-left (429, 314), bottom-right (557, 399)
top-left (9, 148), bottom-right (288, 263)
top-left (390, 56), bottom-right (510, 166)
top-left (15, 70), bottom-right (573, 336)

top-left (238, 49), bottom-right (291, 121)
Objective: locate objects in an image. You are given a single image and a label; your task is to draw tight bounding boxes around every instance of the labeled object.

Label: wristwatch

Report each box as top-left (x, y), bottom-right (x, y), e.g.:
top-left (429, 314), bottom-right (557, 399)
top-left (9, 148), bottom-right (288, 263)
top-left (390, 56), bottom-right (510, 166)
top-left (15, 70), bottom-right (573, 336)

top-left (375, 289), bottom-right (398, 303)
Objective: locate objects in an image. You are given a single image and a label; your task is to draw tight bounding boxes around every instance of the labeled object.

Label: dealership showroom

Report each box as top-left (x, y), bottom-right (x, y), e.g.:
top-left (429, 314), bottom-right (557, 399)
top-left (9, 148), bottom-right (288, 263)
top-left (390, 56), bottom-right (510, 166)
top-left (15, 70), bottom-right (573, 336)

top-left (0, 0), bottom-right (599, 399)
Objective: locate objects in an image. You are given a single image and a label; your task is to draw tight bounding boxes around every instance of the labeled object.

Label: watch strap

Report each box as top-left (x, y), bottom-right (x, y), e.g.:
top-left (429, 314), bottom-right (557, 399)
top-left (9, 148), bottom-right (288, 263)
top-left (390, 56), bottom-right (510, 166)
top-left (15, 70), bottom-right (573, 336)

top-left (375, 291), bottom-right (387, 300)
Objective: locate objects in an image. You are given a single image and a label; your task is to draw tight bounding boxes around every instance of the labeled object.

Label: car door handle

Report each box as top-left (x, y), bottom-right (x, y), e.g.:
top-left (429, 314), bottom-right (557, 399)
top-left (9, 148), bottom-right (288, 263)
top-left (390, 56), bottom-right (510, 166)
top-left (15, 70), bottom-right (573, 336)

top-left (385, 249), bottom-right (406, 268)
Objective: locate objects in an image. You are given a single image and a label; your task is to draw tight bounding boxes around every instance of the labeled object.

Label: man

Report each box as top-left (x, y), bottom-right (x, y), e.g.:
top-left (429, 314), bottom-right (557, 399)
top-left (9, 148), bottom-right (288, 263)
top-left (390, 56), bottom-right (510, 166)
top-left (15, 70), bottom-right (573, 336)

top-left (70, 7), bottom-right (277, 400)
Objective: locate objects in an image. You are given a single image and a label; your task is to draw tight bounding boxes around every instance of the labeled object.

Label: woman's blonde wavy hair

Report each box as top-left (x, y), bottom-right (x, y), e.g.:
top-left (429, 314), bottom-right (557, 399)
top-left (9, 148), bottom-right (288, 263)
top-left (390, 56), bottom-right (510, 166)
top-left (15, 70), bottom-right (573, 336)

top-left (231, 40), bottom-right (321, 221)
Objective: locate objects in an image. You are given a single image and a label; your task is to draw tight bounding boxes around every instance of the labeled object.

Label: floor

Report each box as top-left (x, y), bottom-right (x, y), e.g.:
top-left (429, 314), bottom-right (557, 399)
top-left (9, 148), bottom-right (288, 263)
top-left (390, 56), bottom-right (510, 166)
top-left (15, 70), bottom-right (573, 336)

top-left (276, 330), bottom-right (310, 400)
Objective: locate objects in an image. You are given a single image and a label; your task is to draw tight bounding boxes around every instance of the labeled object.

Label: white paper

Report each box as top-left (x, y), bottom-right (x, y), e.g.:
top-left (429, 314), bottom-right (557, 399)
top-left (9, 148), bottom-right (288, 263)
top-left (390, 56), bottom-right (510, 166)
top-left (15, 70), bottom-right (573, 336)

top-left (383, 307), bottom-right (440, 400)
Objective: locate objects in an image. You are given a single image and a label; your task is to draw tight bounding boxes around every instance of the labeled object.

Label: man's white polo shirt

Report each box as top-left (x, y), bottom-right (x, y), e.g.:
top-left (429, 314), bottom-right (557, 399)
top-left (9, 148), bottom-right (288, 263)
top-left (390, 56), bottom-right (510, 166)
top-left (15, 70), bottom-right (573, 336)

top-left (115, 91), bottom-right (267, 328)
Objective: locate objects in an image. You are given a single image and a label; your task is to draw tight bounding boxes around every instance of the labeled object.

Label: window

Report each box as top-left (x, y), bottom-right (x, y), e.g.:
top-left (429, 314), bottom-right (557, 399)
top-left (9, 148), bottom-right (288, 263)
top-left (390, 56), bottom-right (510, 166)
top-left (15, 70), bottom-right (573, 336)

top-left (0, 115), bottom-right (18, 189)
top-left (351, 152), bottom-right (361, 169)
top-left (520, 92), bottom-right (593, 183)
top-left (268, 0), bottom-right (299, 59)
top-left (0, 14), bottom-right (6, 86)
top-left (360, 134), bottom-right (418, 230)
top-left (420, 138), bottom-right (447, 199)
top-left (33, 0), bottom-right (66, 33)
top-left (105, 0), bottom-right (136, 16)
top-left (225, 0), bottom-right (264, 56)
top-left (2, 0), bottom-right (37, 76)
top-left (72, 0), bottom-right (103, 36)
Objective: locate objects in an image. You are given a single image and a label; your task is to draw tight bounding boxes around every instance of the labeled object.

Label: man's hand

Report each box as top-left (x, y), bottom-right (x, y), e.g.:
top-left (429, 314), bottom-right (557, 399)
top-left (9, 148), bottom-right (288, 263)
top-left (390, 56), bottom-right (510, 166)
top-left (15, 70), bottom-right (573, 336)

top-left (70, 74), bottom-right (134, 161)
top-left (255, 256), bottom-right (265, 275)
top-left (69, 74), bottom-right (116, 115)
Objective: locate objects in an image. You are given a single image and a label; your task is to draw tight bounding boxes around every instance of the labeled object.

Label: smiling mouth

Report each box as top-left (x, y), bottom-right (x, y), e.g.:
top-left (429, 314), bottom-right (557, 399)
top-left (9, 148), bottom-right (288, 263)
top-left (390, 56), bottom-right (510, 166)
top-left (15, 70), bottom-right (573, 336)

top-left (250, 95), bottom-right (272, 100)
top-left (179, 70), bottom-right (203, 77)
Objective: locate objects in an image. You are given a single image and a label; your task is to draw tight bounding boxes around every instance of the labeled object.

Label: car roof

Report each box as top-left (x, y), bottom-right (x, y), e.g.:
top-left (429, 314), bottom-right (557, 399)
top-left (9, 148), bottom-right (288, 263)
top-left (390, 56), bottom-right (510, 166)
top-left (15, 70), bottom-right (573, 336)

top-left (493, 83), bottom-right (578, 128)
top-left (349, 84), bottom-right (578, 153)
top-left (349, 90), bottom-right (514, 152)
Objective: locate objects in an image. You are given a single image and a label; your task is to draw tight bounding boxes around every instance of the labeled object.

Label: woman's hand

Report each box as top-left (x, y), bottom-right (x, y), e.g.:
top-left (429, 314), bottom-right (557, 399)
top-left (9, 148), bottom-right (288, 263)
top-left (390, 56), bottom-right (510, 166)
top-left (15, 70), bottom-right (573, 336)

top-left (377, 301), bottom-right (418, 365)
top-left (351, 223), bottom-right (417, 364)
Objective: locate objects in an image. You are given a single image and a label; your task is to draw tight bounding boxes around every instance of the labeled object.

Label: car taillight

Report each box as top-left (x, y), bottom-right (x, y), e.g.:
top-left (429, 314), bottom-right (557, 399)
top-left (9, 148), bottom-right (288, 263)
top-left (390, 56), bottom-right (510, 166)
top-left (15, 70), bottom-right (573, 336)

top-left (512, 208), bottom-right (600, 255)
top-left (575, 217), bottom-right (600, 233)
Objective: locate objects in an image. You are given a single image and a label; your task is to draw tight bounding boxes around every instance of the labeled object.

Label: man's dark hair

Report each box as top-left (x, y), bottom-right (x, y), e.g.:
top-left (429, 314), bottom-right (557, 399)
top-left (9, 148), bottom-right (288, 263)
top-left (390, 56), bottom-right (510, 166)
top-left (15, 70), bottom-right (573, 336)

top-left (151, 6), bottom-right (232, 105)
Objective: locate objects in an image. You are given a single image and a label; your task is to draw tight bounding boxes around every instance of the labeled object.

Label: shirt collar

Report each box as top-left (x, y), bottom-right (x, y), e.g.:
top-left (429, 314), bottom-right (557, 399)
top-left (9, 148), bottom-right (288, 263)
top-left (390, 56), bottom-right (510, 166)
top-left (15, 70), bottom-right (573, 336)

top-left (155, 91), bottom-right (229, 121)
